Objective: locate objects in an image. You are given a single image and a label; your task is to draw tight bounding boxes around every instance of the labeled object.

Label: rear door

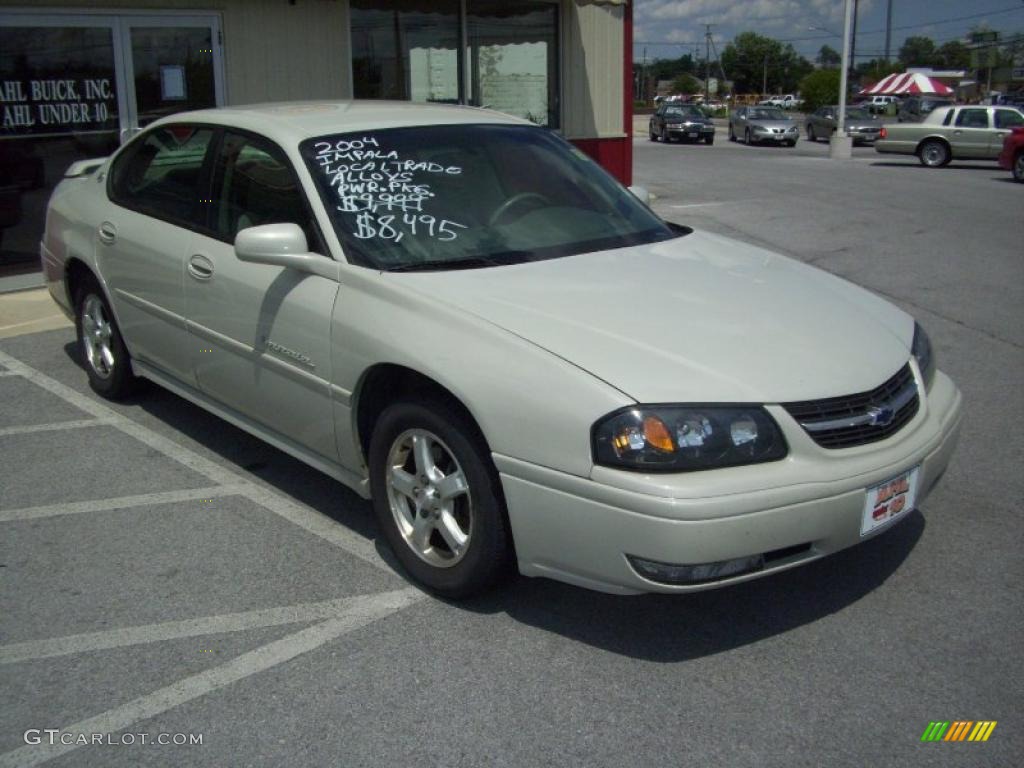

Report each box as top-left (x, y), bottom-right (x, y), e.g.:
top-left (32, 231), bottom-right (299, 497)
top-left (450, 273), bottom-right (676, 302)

top-left (101, 124), bottom-right (215, 381)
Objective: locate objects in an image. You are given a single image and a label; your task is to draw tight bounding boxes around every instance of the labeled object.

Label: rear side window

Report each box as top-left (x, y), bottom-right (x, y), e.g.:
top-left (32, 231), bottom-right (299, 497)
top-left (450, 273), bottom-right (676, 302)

top-left (109, 126), bottom-right (214, 225)
top-left (955, 109), bottom-right (989, 129)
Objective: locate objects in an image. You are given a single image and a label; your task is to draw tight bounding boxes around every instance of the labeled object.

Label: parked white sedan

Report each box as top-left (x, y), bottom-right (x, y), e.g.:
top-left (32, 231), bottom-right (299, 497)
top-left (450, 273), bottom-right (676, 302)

top-left (42, 102), bottom-right (962, 597)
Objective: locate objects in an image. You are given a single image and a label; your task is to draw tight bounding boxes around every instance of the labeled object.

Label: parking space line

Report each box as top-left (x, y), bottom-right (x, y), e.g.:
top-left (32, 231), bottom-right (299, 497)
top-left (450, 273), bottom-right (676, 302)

top-left (0, 349), bottom-right (391, 573)
top-left (0, 589), bottom-right (423, 665)
top-left (0, 588), bottom-right (423, 768)
top-left (0, 418), bottom-right (117, 438)
top-left (0, 370), bottom-right (17, 377)
top-left (0, 486), bottom-right (248, 523)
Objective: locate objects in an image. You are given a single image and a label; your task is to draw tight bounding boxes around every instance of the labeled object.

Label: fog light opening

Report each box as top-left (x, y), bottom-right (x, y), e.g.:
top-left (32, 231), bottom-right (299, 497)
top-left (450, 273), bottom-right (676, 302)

top-left (626, 553), bottom-right (766, 585)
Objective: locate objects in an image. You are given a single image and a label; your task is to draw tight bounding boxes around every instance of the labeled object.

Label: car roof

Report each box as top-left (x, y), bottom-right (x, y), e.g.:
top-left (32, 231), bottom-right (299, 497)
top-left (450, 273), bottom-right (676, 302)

top-left (148, 100), bottom-right (529, 145)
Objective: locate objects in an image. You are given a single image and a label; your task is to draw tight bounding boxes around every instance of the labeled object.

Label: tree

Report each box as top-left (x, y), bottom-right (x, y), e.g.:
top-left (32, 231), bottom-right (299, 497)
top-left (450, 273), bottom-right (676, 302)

top-left (899, 36), bottom-right (937, 67)
top-left (856, 58), bottom-right (903, 83)
top-left (671, 73), bottom-right (701, 95)
top-left (816, 45), bottom-right (841, 69)
top-left (720, 32), bottom-right (813, 94)
top-left (799, 68), bottom-right (842, 113)
top-left (936, 40), bottom-right (970, 69)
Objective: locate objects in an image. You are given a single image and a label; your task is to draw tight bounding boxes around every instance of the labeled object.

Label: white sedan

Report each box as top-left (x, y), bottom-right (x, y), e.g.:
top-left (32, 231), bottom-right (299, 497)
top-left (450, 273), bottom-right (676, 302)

top-left (42, 101), bottom-right (962, 597)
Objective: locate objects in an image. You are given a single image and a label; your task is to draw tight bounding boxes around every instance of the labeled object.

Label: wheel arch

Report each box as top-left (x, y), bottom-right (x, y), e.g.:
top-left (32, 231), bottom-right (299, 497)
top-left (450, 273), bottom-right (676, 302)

top-left (64, 257), bottom-right (101, 309)
top-left (352, 363), bottom-right (493, 473)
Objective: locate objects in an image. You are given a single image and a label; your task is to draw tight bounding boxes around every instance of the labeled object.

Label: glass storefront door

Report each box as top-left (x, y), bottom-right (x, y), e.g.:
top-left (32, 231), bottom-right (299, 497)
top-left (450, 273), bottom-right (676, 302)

top-left (0, 12), bottom-right (224, 288)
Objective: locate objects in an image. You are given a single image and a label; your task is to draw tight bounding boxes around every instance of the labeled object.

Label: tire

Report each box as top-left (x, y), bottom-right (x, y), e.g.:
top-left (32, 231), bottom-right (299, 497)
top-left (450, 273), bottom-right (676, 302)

top-left (728, 124), bottom-right (736, 142)
top-left (660, 126), bottom-right (670, 143)
top-left (1013, 151), bottom-right (1024, 183)
top-left (649, 124), bottom-right (657, 142)
top-left (744, 128), bottom-right (752, 145)
top-left (74, 277), bottom-right (138, 399)
top-left (918, 139), bottom-right (950, 168)
top-left (368, 399), bottom-right (513, 598)
top-left (807, 124), bottom-right (816, 142)
top-left (786, 140), bottom-right (797, 148)
top-left (705, 134), bottom-right (714, 145)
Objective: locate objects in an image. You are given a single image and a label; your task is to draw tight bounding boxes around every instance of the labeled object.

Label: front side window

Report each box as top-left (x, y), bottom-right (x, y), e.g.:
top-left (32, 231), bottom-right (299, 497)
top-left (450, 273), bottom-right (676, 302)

top-left (209, 132), bottom-right (317, 248)
top-left (300, 124), bottom-right (676, 271)
top-left (108, 125), bottom-right (213, 224)
top-left (994, 109), bottom-right (1024, 129)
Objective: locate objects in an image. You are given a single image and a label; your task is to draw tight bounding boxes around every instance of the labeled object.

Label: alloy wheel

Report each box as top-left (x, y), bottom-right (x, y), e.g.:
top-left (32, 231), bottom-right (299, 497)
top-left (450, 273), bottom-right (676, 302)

top-left (81, 294), bottom-right (115, 380)
top-left (385, 428), bottom-right (473, 568)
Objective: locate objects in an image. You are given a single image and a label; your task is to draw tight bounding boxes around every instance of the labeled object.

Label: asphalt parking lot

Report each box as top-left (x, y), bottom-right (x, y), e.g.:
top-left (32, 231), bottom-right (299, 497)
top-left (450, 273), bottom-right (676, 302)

top-left (1, 128), bottom-right (1022, 767)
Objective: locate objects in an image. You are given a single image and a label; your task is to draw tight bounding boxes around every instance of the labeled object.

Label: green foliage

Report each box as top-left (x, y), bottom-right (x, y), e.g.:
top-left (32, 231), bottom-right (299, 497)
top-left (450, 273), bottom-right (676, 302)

top-left (672, 73), bottom-right (702, 95)
top-left (816, 45), bottom-right (841, 69)
top-left (720, 31), bottom-right (813, 93)
top-left (899, 36), bottom-right (937, 67)
top-left (936, 40), bottom-right (971, 69)
top-left (799, 68), bottom-right (842, 113)
top-left (856, 58), bottom-right (903, 83)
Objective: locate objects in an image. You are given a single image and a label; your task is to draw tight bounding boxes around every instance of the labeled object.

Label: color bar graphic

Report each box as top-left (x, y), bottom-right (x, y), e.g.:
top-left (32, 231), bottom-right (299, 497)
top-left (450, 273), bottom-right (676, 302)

top-left (921, 721), bottom-right (996, 742)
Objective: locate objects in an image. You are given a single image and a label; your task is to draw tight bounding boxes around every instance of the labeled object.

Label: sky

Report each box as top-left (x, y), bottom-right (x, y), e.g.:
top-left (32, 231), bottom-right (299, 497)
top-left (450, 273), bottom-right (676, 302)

top-left (633, 0), bottom-right (1024, 63)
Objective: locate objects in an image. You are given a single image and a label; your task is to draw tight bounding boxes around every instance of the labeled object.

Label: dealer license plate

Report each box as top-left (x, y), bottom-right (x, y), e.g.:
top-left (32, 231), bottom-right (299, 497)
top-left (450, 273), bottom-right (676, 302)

top-left (861, 466), bottom-right (919, 536)
top-left (688, 132), bottom-right (699, 138)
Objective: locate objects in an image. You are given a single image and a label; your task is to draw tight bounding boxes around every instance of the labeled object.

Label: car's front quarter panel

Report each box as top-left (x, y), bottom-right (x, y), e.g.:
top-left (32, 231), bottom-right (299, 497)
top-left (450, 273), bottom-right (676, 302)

top-left (328, 267), bottom-right (634, 479)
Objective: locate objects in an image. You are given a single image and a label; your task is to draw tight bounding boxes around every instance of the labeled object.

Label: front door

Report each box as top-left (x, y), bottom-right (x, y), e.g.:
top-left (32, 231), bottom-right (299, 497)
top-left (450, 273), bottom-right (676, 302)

top-left (184, 129), bottom-right (341, 462)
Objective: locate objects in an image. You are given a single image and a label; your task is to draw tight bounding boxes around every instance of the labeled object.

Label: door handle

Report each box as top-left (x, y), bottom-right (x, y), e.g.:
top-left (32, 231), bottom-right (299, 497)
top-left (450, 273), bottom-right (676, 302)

top-left (187, 254), bottom-right (215, 280)
top-left (98, 222), bottom-right (117, 244)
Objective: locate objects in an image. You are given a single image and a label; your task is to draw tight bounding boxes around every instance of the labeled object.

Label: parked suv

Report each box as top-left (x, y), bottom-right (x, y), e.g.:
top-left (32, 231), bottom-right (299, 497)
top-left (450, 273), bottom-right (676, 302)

top-left (897, 95), bottom-right (954, 123)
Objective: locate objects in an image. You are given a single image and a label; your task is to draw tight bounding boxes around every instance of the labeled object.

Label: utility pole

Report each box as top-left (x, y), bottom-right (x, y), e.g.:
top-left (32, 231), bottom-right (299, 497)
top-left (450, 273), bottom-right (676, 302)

top-left (763, 54), bottom-right (768, 96)
top-left (849, 0), bottom-right (860, 88)
top-left (704, 24), bottom-right (712, 103)
top-left (884, 0), bottom-right (894, 61)
top-left (831, 0), bottom-right (855, 159)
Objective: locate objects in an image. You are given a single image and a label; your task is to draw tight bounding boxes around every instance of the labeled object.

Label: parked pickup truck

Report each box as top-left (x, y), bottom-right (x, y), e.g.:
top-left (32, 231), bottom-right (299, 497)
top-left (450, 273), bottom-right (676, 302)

top-left (758, 94), bottom-right (801, 110)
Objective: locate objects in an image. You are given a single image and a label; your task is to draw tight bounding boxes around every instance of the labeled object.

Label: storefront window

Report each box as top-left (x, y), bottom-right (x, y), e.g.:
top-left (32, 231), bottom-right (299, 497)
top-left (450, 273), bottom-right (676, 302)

top-left (467, 1), bottom-right (558, 127)
top-left (350, 1), bottom-right (558, 127)
top-left (1, 24), bottom-right (120, 280)
top-left (130, 27), bottom-right (216, 127)
top-left (351, 1), bottom-right (461, 103)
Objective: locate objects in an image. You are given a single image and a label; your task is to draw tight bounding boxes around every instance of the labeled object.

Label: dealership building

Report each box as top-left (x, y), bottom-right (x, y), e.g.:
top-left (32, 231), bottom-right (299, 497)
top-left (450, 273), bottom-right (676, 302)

top-left (0, 1), bottom-right (632, 292)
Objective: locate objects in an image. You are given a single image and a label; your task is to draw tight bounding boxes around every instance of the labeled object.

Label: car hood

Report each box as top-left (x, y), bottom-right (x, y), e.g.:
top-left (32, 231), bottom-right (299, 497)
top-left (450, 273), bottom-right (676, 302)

top-left (750, 119), bottom-right (796, 129)
top-left (387, 230), bottom-right (913, 403)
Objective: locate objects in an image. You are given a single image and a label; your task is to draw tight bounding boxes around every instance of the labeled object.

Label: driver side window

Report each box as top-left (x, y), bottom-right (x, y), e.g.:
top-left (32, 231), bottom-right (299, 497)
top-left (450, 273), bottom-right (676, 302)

top-left (210, 131), bottom-right (320, 251)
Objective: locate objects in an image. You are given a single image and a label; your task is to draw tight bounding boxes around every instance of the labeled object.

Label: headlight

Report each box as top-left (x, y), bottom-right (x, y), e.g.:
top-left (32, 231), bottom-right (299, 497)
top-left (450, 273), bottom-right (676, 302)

top-left (912, 322), bottom-right (935, 391)
top-left (592, 406), bottom-right (787, 472)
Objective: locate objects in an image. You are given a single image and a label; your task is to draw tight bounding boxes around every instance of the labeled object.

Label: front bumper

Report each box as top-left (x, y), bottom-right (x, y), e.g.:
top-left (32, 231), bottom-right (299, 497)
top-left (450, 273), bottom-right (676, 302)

top-left (665, 124), bottom-right (715, 140)
top-left (752, 129), bottom-right (799, 143)
top-left (497, 368), bottom-right (962, 595)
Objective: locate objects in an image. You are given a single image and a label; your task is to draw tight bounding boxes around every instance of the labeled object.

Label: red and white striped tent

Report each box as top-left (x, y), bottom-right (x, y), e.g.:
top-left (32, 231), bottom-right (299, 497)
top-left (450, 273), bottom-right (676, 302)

top-left (860, 72), bottom-right (954, 96)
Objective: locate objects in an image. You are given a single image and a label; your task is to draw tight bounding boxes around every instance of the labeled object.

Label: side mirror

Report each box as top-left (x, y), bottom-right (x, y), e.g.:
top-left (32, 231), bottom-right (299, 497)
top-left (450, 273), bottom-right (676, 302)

top-left (234, 223), bottom-right (336, 279)
top-left (628, 185), bottom-right (651, 206)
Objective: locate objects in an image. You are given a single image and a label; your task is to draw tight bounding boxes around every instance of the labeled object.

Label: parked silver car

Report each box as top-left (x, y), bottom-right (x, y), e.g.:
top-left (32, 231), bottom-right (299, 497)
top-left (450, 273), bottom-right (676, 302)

top-left (806, 106), bottom-right (883, 145)
top-left (729, 106), bottom-right (799, 146)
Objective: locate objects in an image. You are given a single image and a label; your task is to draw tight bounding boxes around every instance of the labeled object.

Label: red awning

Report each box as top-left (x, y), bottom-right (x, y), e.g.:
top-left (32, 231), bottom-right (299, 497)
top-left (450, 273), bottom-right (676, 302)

top-left (861, 72), bottom-right (954, 96)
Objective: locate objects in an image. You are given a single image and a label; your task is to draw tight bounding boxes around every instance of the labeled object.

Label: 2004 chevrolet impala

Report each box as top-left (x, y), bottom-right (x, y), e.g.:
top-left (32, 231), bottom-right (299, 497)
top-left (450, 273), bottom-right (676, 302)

top-left (41, 102), bottom-right (962, 597)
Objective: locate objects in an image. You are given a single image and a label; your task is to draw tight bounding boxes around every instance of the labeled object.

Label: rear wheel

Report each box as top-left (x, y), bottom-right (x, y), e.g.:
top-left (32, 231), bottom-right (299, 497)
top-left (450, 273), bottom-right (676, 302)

top-left (918, 139), bottom-right (950, 168)
top-left (369, 400), bottom-right (513, 598)
top-left (1013, 151), bottom-right (1024, 182)
top-left (74, 278), bottom-right (138, 399)
top-left (807, 124), bottom-right (817, 142)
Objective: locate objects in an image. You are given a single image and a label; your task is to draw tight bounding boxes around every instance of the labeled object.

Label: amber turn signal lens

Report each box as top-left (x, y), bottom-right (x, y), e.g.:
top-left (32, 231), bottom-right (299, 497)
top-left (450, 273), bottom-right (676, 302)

top-left (643, 416), bottom-right (675, 452)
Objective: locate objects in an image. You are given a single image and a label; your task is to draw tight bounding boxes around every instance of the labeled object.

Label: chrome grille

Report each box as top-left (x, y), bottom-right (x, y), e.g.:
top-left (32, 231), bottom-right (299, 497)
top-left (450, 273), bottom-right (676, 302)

top-left (782, 364), bottom-right (919, 449)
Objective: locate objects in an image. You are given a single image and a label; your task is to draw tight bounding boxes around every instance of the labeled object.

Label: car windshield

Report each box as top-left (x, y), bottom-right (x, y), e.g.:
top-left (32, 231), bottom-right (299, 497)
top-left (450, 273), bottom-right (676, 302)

top-left (749, 108), bottom-right (785, 120)
top-left (300, 124), bottom-right (677, 271)
top-left (665, 106), bottom-right (703, 118)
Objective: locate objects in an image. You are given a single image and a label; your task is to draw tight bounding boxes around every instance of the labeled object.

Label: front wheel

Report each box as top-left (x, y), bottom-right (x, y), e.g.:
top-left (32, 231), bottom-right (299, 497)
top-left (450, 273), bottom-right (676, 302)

top-left (369, 400), bottom-right (514, 598)
top-left (660, 126), bottom-right (670, 143)
top-left (1013, 151), bottom-right (1024, 182)
top-left (919, 139), bottom-right (950, 168)
top-left (807, 125), bottom-right (816, 142)
top-left (728, 124), bottom-right (737, 142)
top-left (649, 124), bottom-right (657, 141)
top-left (74, 279), bottom-right (138, 399)
top-left (744, 128), bottom-right (752, 145)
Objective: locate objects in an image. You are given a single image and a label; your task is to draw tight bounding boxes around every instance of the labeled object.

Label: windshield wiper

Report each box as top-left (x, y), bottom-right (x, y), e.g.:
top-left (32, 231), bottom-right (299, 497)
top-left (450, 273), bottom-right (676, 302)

top-left (384, 254), bottom-right (526, 272)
